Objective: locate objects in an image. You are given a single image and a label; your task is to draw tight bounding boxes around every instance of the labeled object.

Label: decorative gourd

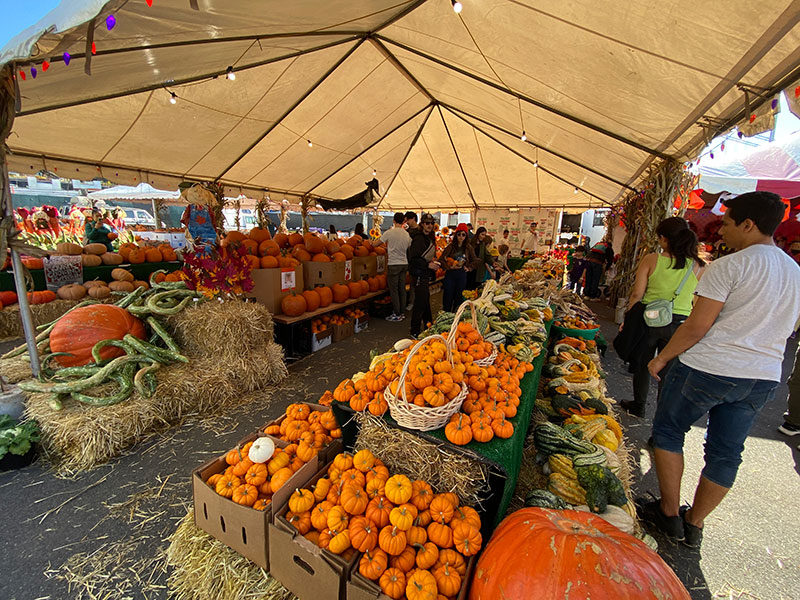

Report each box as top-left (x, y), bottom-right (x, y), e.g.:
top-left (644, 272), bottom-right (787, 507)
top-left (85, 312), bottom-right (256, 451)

top-left (350, 516), bottom-right (379, 552)
top-left (49, 304), bottom-right (146, 366)
top-left (27, 290), bottom-right (57, 304)
top-left (56, 242), bottom-right (83, 255)
top-left (83, 280), bottom-right (106, 288)
top-left (101, 252), bottom-right (124, 265)
top-left (380, 568), bottom-right (406, 600)
top-left (87, 286), bottom-right (112, 299)
top-left (132, 280), bottom-right (149, 290)
top-left (108, 281), bottom-right (135, 292)
top-left (83, 243), bottom-right (107, 255)
top-left (406, 570), bottom-right (438, 600)
top-left (21, 257), bottom-right (44, 269)
top-left (385, 474), bottom-right (413, 504)
top-left (524, 489), bottom-right (568, 510)
top-left (111, 268), bottom-right (134, 282)
top-left (57, 283), bottom-right (87, 300)
top-left (469, 508), bottom-right (690, 600)
top-left (289, 488), bottom-right (315, 514)
top-left (360, 549), bottom-right (389, 581)
top-left (248, 437), bottom-right (275, 463)
top-left (281, 292), bottom-right (307, 317)
top-left (82, 254), bottom-right (102, 267)
top-left (573, 504), bottom-right (635, 535)
top-left (0, 291), bottom-right (17, 306)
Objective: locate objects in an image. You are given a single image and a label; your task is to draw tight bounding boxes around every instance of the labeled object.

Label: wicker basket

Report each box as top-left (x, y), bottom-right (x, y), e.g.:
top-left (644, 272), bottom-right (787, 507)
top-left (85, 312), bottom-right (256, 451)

top-left (446, 301), bottom-right (497, 367)
top-left (384, 334), bottom-right (468, 431)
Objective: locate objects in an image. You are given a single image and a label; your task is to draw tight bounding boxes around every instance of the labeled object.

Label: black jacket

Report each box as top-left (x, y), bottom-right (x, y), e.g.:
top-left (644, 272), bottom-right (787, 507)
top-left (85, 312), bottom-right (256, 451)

top-left (407, 227), bottom-right (436, 279)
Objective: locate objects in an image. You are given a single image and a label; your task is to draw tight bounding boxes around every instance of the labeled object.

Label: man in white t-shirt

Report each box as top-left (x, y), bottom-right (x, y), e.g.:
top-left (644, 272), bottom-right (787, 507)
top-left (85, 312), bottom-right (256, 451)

top-left (520, 222), bottom-right (538, 256)
top-left (641, 191), bottom-right (800, 549)
top-left (380, 212), bottom-right (412, 322)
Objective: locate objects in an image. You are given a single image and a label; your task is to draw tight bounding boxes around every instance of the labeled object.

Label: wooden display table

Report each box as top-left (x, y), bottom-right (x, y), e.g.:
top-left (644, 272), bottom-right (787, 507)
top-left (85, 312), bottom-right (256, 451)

top-left (272, 289), bottom-right (388, 325)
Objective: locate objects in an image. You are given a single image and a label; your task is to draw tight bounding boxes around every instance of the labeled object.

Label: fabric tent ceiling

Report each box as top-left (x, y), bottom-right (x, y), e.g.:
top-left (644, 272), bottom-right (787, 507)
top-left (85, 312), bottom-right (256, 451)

top-left (2, 0), bottom-right (800, 211)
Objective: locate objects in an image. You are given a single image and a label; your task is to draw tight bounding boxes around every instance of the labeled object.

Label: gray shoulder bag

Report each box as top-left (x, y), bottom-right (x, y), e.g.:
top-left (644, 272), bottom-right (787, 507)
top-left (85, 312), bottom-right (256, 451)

top-left (643, 265), bottom-right (693, 327)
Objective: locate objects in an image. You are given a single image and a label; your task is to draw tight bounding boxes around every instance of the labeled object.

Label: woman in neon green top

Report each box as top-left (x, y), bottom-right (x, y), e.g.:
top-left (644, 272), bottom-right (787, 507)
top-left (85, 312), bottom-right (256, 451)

top-left (619, 217), bottom-right (706, 417)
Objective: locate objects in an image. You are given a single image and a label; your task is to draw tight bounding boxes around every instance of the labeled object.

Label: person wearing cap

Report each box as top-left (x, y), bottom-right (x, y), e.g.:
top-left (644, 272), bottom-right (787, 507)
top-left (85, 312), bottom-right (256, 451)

top-left (440, 223), bottom-right (478, 312)
top-left (404, 211), bottom-right (419, 310)
top-left (407, 213), bottom-right (439, 336)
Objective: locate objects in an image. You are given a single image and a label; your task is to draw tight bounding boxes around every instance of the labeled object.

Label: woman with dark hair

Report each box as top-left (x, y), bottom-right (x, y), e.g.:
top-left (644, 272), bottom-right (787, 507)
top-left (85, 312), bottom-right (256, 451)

top-left (407, 213), bottom-right (440, 337)
top-left (354, 222), bottom-right (365, 238)
top-left (326, 224), bottom-right (338, 241)
top-left (440, 223), bottom-right (478, 311)
top-left (616, 217), bottom-right (706, 417)
top-left (467, 227), bottom-right (489, 290)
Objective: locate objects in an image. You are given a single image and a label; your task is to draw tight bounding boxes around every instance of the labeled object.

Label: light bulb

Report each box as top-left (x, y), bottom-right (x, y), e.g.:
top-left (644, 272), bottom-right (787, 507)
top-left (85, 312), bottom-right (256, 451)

top-left (226, 66), bottom-right (236, 81)
top-left (169, 92), bottom-right (177, 105)
top-left (307, 140), bottom-right (313, 148)
top-left (574, 187), bottom-right (579, 194)
top-left (520, 131), bottom-right (526, 142)
top-left (372, 169), bottom-right (377, 176)
top-left (533, 161), bottom-right (538, 168)
top-left (452, 0), bottom-right (463, 13)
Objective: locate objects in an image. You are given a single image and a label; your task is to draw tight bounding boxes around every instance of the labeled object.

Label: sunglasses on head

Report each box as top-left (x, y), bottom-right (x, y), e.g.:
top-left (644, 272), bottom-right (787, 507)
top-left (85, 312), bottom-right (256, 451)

top-left (791, 247), bottom-right (800, 255)
top-left (456, 232), bottom-right (466, 236)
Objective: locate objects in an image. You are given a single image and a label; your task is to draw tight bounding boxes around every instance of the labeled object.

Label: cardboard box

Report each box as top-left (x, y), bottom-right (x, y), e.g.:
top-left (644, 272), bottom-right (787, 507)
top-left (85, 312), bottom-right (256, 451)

top-left (332, 318), bottom-right (354, 342)
top-left (248, 266), bottom-right (303, 315)
top-left (353, 256), bottom-right (377, 279)
top-left (346, 554), bottom-right (476, 600)
top-left (303, 260), bottom-right (356, 290)
top-left (191, 437), bottom-right (319, 570)
top-left (269, 467), bottom-right (359, 600)
top-left (311, 328), bottom-right (333, 352)
top-left (354, 316), bottom-right (369, 334)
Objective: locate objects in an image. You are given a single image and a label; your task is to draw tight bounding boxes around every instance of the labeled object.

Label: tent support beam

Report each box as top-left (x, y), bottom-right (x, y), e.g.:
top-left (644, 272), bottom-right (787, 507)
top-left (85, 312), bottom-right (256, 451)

top-left (376, 35), bottom-right (673, 160)
top-left (455, 111), bottom-right (613, 207)
top-left (215, 39), bottom-right (365, 181)
top-left (442, 103), bottom-right (636, 192)
top-left (18, 35), bottom-right (363, 117)
top-left (375, 105), bottom-right (435, 209)
top-left (438, 106), bottom-right (477, 210)
top-left (369, 36), bottom-right (435, 103)
top-left (306, 103), bottom-right (433, 194)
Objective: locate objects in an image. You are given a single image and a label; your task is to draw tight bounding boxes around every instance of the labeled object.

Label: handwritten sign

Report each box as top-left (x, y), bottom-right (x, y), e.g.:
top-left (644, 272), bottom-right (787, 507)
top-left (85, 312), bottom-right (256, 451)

top-left (344, 260), bottom-right (353, 281)
top-left (280, 268), bottom-right (296, 292)
top-left (376, 255), bottom-right (386, 274)
top-left (43, 255), bottom-right (83, 291)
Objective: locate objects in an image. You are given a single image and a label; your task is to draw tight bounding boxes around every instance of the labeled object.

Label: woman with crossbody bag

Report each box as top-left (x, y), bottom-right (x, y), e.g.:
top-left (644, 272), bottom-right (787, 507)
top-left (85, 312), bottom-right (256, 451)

top-left (617, 217), bottom-right (705, 417)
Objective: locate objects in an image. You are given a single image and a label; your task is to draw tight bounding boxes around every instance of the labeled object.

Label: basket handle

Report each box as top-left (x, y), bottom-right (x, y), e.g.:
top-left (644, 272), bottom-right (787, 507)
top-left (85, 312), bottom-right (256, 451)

top-left (446, 300), bottom-right (478, 347)
top-left (397, 334), bottom-right (452, 404)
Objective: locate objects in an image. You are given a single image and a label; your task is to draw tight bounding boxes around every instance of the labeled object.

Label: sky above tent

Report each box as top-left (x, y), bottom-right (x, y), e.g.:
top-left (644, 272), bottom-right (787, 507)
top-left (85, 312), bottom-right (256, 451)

top-left (2, 1), bottom-right (800, 212)
top-left (0, 0), bottom-right (60, 48)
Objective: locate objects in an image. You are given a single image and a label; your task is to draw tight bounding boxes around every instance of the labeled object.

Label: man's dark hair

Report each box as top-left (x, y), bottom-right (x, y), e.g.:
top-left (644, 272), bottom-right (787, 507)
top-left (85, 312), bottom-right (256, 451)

top-left (503, 229), bottom-right (509, 235)
top-left (722, 191), bottom-right (785, 236)
top-left (576, 245), bottom-right (587, 253)
top-left (393, 212), bottom-right (405, 224)
top-left (467, 223), bottom-right (473, 229)
top-left (404, 211), bottom-right (417, 223)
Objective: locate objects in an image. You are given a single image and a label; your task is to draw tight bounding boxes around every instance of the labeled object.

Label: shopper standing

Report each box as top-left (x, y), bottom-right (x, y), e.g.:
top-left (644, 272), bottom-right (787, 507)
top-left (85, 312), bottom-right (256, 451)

top-left (440, 224), bottom-right (478, 311)
top-left (404, 212), bottom-right (419, 311)
top-left (584, 238), bottom-right (614, 298)
top-left (520, 222), bottom-right (539, 256)
top-left (616, 218), bottom-right (705, 417)
top-left (326, 224), bottom-right (338, 241)
top-left (467, 227), bottom-right (488, 290)
top-left (407, 213), bottom-right (439, 337)
top-left (778, 344), bottom-right (800, 437)
top-left (567, 245), bottom-right (587, 293)
top-left (643, 191), bottom-right (800, 548)
top-left (380, 212), bottom-right (412, 322)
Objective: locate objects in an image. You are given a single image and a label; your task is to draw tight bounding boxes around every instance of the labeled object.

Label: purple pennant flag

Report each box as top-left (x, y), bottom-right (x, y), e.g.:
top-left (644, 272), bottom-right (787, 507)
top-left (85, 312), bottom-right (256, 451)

top-left (63, 52), bottom-right (71, 66)
top-left (106, 14), bottom-right (116, 30)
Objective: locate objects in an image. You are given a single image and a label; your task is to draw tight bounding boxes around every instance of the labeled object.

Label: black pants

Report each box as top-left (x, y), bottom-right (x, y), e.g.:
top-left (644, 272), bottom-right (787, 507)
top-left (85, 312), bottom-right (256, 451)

top-left (442, 269), bottom-right (467, 312)
top-left (583, 261), bottom-right (603, 298)
top-left (410, 275), bottom-right (433, 336)
top-left (631, 316), bottom-right (686, 410)
top-left (466, 269), bottom-right (478, 291)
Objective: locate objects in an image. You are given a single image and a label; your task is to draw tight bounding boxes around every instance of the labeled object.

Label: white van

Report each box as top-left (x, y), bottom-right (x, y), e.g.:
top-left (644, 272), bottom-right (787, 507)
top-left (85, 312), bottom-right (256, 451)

top-left (222, 208), bottom-right (257, 231)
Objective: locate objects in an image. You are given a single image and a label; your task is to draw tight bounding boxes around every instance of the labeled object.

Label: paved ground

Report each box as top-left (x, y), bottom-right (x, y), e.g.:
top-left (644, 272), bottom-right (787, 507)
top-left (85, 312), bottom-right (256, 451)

top-left (0, 306), bottom-right (798, 599)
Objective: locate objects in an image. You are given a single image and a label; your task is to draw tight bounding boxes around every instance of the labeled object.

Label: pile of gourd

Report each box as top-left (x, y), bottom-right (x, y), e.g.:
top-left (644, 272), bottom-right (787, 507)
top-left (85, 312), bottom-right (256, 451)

top-left (8, 270), bottom-right (203, 410)
top-left (54, 241), bottom-right (127, 268)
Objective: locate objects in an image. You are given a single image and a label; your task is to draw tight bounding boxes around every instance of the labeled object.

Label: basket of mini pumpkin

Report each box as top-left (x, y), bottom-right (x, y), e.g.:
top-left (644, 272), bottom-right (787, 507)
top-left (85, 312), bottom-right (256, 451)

top-left (447, 300), bottom-right (497, 367)
top-left (383, 334), bottom-right (468, 431)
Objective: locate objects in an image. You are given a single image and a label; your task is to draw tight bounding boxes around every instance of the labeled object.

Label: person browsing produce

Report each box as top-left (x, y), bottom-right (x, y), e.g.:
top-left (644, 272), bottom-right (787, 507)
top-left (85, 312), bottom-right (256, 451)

top-left (440, 223), bottom-right (478, 312)
top-left (380, 212), bottom-right (412, 322)
top-left (407, 213), bottom-right (439, 337)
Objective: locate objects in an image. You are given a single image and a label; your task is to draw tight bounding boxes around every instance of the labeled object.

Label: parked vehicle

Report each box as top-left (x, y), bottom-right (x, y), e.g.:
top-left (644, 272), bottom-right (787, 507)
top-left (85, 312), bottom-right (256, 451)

top-left (222, 208), bottom-right (257, 231)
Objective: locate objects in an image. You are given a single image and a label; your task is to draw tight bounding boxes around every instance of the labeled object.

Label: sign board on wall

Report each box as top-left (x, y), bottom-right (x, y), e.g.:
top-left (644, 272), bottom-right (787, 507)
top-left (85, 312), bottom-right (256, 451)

top-left (476, 209), bottom-right (562, 252)
top-left (43, 255), bottom-right (83, 291)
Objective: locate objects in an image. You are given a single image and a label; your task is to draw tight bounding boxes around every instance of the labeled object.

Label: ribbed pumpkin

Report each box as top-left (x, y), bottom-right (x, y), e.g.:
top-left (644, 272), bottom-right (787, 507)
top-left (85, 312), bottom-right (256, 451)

top-left (348, 281), bottom-right (362, 299)
top-left (49, 305), bottom-right (147, 367)
top-left (302, 289), bottom-right (321, 312)
top-left (249, 227), bottom-right (271, 243)
top-left (332, 284), bottom-right (350, 303)
top-left (304, 233), bottom-right (324, 255)
top-left (281, 292), bottom-right (307, 317)
top-left (469, 508), bottom-right (690, 600)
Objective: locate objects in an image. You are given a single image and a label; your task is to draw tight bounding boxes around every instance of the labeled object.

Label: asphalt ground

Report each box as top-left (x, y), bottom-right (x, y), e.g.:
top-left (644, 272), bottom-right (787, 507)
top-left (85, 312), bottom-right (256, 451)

top-left (1, 305), bottom-right (798, 599)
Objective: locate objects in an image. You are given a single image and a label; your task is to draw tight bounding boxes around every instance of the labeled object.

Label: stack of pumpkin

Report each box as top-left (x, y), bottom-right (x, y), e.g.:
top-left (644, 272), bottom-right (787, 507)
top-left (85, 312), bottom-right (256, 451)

top-left (344, 307), bottom-right (367, 321)
top-left (279, 276), bottom-right (388, 317)
top-left (284, 449), bottom-right (481, 600)
top-left (311, 317), bottom-right (329, 334)
top-left (118, 242), bottom-right (179, 264)
top-left (263, 402), bottom-right (343, 449)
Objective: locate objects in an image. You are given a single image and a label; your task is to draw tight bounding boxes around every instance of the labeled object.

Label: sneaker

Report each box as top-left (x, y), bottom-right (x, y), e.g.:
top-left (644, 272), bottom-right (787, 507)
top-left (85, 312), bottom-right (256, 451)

top-left (406, 304), bottom-right (414, 311)
top-left (777, 421), bottom-right (800, 436)
top-left (679, 506), bottom-right (703, 549)
top-left (636, 497), bottom-right (684, 541)
top-left (385, 314), bottom-right (401, 322)
top-left (398, 313), bottom-right (406, 320)
top-left (619, 400), bottom-right (645, 418)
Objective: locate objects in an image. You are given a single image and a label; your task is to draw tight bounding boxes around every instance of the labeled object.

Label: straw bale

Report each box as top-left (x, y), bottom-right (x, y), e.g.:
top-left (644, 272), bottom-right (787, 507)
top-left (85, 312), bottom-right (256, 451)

top-left (0, 355), bottom-right (32, 383)
top-left (167, 508), bottom-right (296, 600)
top-left (0, 299), bottom-right (93, 341)
top-left (353, 412), bottom-right (490, 507)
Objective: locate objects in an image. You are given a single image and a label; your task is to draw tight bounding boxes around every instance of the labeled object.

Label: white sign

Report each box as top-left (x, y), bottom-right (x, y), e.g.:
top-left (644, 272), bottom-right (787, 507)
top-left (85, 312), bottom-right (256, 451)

top-left (376, 255), bottom-right (386, 273)
top-left (344, 259), bottom-right (353, 281)
top-left (43, 255), bottom-right (83, 291)
top-left (280, 268), bottom-right (296, 292)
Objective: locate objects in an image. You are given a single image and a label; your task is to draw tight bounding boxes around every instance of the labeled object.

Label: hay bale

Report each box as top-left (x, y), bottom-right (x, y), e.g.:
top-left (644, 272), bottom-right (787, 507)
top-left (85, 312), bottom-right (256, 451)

top-left (167, 300), bottom-right (274, 361)
top-left (353, 413), bottom-right (490, 508)
top-left (24, 341), bottom-right (287, 475)
top-left (167, 508), bottom-right (296, 600)
top-left (0, 356), bottom-right (32, 383)
top-left (0, 299), bottom-right (92, 341)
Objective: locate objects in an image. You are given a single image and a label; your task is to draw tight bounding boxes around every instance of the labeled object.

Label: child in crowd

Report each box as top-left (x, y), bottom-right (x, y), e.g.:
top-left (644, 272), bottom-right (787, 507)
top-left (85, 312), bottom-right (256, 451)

top-left (495, 244), bottom-right (510, 276)
top-left (568, 245), bottom-right (586, 293)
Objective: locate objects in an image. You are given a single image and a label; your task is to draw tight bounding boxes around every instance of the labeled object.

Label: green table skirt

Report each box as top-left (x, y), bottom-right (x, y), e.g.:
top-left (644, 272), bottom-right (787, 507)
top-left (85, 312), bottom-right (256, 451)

top-left (0, 261), bottom-right (182, 292)
top-left (506, 257), bottom-right (529, 272)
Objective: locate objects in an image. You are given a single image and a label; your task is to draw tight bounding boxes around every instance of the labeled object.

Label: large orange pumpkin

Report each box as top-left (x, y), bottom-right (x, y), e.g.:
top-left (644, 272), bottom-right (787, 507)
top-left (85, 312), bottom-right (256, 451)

top-left (128, 249), bottom-right (146, 264)
top-left (374, 246), bottom-right (387, 256)
top-left (325, 241), bottom-right (340, 255)
top-left (332, 284), bottom-right (350, 303)
top-left (358, 279), bottom-right (369, 295)
top-left (281, 292), bottom-right (307, 317)
top-left (50, 305), bottom-right (147, 367)
top-left (241, 239), bottom-right (259, 256)
top-left (331, 252), bottom-right (347, 262)
top-left (367, 277), bottom-right (380, 292)
top-left (347, 235), bottom-right (362, 247)
top-left (348, 281), bottom-right (362, 299)
top-left (354, 246), bottom-right (369, 257)
top-left (469, 508), bottom-right (690, 600)
top-left (316, 286), bottom-right (333, 307)
top-left (278, 256), bottom-right (299, 268)
top-left (145, 248), bottom-right (163, 263)
top-left (339, 245), bottom-right (354, 260)
top-left (249, 227), bottom-right (271, 243)
top-left (302, 289), bottom-right (321, 312)
top-left (304, 233), bottom-right (324, 255)
top-left (312, 253), bottom-right (330, 262)
top-left (292, 246), bottom-right (312, 262)
top-left (260, 240), bottom-right (280, 257)
top-left (288, 233), bottom-right (304, 247)
top-left (261, 255), bottom-right (279, 268)
top-left (274, 233), bottom-right (290, 248)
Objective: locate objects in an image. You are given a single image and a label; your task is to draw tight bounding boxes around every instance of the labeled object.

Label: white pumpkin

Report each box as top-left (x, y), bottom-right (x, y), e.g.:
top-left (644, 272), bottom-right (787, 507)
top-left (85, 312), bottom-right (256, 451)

top-left (248, 436), bottom-right (275, 464)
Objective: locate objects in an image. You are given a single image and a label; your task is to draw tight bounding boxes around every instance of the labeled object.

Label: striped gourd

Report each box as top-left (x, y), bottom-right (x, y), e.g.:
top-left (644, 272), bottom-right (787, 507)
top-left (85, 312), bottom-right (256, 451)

top-left (572, 446), bottom-right (607, 468)
top-left (534, 422), bottom-right (596, 456)
top-left (548, 454), bottom-right (578, 481)
top-left (548, 473), bottom-right (587, 506)
top-left (593, 429), bottom-right (619, 452)
top-left (524, 489), bottom-right (567, 510)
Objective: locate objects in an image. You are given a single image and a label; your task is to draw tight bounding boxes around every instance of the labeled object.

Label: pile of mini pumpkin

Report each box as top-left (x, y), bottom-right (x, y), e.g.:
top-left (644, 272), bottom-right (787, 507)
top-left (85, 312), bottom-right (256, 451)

top-left (285, 449), bottom-right (482, 600)
top-left (263, 402), bottom-right (342, 452)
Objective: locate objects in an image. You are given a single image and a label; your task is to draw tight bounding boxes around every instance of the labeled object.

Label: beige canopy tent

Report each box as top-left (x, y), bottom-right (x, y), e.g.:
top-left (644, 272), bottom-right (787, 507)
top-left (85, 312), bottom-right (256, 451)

top-left (2, 0), bottom-right (800, 213)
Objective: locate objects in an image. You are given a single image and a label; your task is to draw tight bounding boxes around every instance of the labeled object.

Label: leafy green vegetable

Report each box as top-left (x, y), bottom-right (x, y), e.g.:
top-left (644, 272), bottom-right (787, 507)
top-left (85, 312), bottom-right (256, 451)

top-left (0, 416), bottom-right (40, 460)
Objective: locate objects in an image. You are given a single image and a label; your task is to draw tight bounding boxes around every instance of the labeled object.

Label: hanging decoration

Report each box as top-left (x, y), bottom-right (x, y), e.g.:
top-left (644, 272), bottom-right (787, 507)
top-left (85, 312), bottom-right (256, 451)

top-left (300, 195), bottom-right (314, 233)
top-left (255, 196), bottom-right (270, 229)
top-left (316, 178), bottom-right (380, 211)
top-left (278, 199), bottom-right (290, 234)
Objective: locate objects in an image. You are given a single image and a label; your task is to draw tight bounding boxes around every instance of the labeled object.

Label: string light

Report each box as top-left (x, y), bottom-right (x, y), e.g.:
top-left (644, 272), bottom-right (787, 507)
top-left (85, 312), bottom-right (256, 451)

top-left (106, 14), bottom-right (116, 30)
top-left (226, 66), bottom-right (236, 81)
top-left (452, 1), bottom-right (463, 13)
top-left (533, 161), bottom-right (538, 167)
top-left (63, 52), bottom-right (71, 66)
top-left (169, 92), bottom-right (177, 105)
top-left (307, 140), bottom-right (313, 148)
top-left (520, 131), bottom-right (527, 142)
top-left (573, 187), bottom-right (579, 194)
top-left (372, 169), bottom-right (377, 176)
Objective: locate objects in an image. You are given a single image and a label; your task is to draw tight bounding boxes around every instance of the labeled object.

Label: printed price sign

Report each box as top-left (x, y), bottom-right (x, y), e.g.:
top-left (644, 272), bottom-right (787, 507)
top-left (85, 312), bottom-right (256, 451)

top-left (344, 260), bottom-right (353, 281)
top-left (376, 255), bottom-right (386, 273)
top-left (280, 268), bottom-right (296, 292)
top-left (44, 255), bottom-right (83, 291)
